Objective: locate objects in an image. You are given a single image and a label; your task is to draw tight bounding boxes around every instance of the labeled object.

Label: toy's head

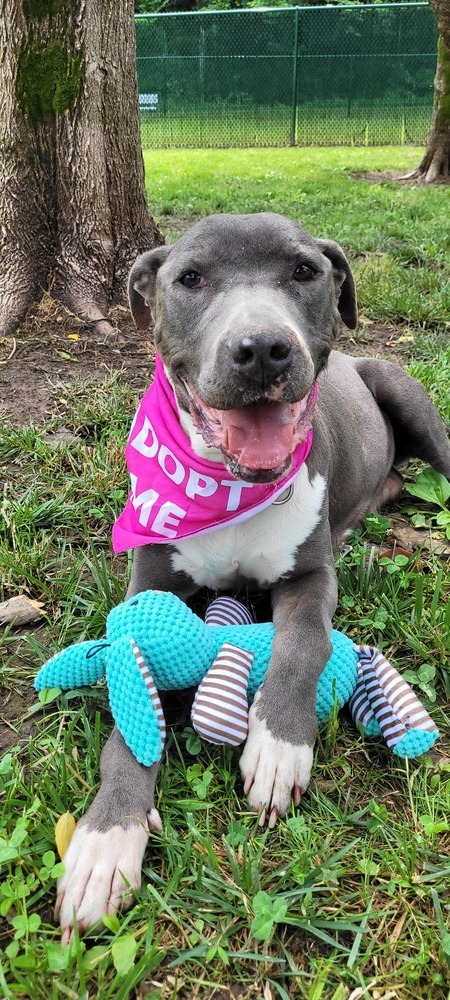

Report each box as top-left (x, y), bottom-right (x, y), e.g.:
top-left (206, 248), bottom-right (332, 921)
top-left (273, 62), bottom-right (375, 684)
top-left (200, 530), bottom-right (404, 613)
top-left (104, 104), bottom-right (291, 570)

top-left (106, 590), bottom-right (218, 689)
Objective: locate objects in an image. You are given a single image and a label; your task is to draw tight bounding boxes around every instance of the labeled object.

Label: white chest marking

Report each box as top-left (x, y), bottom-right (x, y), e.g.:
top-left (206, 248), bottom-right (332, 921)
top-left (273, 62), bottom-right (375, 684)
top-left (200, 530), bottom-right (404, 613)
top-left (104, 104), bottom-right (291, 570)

top-left (171, 465), bottom-right (326, 589)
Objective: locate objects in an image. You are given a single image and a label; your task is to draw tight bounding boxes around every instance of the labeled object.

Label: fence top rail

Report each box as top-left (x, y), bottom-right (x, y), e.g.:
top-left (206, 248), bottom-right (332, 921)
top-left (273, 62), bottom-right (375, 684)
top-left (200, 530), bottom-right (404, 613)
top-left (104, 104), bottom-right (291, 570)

top-left (135, 2), bottom-right (429, 17)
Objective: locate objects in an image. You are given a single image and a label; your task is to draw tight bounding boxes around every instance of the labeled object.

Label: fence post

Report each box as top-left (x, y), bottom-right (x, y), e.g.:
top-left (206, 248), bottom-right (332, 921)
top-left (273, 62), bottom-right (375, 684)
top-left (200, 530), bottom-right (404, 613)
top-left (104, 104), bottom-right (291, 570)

top-left (290, 7), bottom-right (300, 147)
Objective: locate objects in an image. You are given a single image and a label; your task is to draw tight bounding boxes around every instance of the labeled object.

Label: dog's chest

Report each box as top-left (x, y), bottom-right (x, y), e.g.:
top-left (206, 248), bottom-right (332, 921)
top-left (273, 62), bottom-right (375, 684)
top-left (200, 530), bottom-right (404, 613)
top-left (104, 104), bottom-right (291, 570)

top-left (170, 466), bottom-right (326, 589)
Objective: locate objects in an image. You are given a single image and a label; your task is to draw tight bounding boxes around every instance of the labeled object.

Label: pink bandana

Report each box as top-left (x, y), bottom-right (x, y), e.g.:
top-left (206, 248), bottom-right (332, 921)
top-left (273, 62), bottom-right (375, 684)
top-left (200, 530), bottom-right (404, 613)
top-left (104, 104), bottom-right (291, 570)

top-left (112, 355), bottom-right (317, 552)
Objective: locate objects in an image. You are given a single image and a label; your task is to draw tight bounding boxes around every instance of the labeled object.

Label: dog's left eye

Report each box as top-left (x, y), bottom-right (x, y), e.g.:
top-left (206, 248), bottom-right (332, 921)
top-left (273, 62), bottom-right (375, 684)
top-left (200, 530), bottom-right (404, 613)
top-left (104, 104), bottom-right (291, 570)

top-left (179, 271), bottom-right (205, 288)
top-left (293, 264), bottom-right (316, 282)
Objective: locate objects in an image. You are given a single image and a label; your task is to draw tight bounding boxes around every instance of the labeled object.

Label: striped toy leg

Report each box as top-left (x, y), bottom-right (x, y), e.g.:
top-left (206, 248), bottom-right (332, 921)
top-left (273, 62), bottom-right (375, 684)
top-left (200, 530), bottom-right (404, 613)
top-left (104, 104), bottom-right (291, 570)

top-left (348, 647), bottom-right (380, 737)
top-left (352, 645), bottom-right (438, 751)
top-left (191, 642), bottom-right (253, 745)
top-left (205, 596), bottom-right (254, 627)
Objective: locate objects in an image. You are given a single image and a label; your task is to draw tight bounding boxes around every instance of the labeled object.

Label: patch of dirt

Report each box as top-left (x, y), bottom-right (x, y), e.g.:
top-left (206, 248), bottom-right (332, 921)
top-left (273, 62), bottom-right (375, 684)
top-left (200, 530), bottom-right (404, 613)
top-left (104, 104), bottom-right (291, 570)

top-left (0, 294), bottom-right (154, 428)
top-left (351, 170), bottom-right (449, 186)
top-left (336, 321), bottom-right (410, 361)
top-left (0, 684), bottom-right (38, 754)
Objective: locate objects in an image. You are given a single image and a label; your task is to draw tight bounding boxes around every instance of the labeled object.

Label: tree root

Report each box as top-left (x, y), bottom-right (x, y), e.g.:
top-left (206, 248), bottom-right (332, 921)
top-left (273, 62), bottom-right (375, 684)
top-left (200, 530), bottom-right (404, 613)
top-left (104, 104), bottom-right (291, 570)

top-left (54, 299), bottom-right (124, 342)
top-left (399, 164), bottom-right (450, 183)
top-left (0, 273), bottom-right (126, 342)
top-left (401, 142), bottom-right (450, 184)
top-left (0, 288), bottom-right (39, 338)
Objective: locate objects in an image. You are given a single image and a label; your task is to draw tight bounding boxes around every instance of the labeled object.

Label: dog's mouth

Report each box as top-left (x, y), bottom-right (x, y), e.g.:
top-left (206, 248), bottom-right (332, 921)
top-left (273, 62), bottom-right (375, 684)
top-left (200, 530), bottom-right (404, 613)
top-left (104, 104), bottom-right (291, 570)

top-left (185, 384), bottom-right (316, 482)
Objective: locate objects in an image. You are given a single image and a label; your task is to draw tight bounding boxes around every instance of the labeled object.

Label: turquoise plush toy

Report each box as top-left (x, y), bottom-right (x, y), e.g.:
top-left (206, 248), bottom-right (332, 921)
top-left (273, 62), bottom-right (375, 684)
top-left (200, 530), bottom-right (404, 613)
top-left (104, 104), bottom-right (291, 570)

top-left (35, 590), bottom-right (439, 767)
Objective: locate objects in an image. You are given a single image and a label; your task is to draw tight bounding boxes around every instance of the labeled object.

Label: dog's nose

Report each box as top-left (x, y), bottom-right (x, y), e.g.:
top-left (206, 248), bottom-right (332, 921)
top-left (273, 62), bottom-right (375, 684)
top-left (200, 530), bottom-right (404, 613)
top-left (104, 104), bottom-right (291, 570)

top-left (229, 333), bottom-right (293, 384)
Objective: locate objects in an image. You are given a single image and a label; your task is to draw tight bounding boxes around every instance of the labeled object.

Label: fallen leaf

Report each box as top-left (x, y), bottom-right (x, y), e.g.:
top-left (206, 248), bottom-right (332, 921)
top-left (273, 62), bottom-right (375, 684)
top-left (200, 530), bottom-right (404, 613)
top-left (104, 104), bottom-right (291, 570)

top-left (55, 812), bottom-right (76, 859)
top-left (0, 595), bottom-right (45, 626)
top-left (390, 910), bottom-right (407, 945)
top-left (55, 349), bottom-right (79, 362)
top-left (67, 333), bottom-right (80, 340)
top-left (389, 517), bottom-right (450, 557)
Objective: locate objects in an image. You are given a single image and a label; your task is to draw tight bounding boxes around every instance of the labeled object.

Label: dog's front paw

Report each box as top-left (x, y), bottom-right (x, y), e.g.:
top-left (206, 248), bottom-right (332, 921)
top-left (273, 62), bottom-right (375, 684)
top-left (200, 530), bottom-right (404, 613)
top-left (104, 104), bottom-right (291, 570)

top-left (240, 703), bottom-right (313, 827)
top-left (56, 817), bottom-right (158, 944)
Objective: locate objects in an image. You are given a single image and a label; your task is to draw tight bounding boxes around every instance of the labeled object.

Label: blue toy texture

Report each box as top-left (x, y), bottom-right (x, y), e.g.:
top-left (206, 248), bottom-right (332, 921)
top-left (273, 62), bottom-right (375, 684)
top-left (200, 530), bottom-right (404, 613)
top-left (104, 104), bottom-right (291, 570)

top-left (35, 590), bottom-right (439, 767)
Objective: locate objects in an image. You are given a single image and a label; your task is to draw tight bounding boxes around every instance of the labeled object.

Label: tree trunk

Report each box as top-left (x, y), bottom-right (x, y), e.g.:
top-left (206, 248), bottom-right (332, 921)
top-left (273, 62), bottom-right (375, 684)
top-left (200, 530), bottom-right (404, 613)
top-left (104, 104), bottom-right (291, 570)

top-left (0, 0), bottom-right (162, 338)
top-left (406, 0), bottom-right (450, 183)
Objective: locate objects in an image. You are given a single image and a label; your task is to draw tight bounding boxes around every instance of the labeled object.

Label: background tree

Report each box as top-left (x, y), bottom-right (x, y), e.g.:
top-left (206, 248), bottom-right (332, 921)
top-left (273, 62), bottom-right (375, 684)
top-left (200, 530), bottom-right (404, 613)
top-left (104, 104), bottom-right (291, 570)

top-left (406, 0), bottom-right (450, 181)
top-left (0, 0), bottom-right (162, 339)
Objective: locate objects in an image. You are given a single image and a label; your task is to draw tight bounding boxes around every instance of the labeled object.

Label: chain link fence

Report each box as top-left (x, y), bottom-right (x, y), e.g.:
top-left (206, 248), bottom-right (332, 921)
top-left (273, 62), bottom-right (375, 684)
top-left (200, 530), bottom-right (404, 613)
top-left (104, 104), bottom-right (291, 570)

top-left (136, 3), bottom-right (437, 148)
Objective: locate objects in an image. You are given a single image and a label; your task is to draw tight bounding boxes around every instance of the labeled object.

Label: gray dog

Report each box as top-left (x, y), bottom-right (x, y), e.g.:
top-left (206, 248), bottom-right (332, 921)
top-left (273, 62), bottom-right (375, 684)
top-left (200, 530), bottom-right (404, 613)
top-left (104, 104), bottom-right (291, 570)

top-left (56, 213), bottom-right (450, 943)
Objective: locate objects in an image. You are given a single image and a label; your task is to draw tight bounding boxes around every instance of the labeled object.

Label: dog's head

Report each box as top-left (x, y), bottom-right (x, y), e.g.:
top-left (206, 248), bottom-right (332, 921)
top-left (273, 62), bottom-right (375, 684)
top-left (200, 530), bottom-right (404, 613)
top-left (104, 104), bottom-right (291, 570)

top-left (129, 213), bottom-right (357, 483)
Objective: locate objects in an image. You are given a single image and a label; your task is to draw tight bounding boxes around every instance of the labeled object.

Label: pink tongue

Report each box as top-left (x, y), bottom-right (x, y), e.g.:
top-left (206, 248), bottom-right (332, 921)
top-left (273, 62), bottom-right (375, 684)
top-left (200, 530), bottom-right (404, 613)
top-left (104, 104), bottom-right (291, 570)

top-left (223, 402), bottom-right (296, 470)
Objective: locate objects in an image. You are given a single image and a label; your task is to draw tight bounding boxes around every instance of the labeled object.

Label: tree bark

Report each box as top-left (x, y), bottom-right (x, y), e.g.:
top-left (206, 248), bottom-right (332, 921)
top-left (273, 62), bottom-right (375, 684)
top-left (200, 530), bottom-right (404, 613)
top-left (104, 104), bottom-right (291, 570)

top-left (405, 0), bottom-right (450, 183)
top-left (0, 0), bottom-right (162, 338)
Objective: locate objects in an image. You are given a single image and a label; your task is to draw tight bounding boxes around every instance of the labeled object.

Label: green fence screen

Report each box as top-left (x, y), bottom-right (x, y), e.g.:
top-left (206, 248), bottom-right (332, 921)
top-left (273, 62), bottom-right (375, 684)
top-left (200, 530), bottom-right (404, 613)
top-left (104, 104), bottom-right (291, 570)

top-left (136, 3), bottom-right (437, 149)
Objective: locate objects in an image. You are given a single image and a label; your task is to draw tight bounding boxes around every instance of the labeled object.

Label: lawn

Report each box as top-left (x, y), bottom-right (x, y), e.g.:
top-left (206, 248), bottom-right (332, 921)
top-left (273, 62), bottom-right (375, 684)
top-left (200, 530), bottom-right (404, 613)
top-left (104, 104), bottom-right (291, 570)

top-left (139, 102), bottom-right (433, 151)
top-left (0, 146), bottom-right (449, 999)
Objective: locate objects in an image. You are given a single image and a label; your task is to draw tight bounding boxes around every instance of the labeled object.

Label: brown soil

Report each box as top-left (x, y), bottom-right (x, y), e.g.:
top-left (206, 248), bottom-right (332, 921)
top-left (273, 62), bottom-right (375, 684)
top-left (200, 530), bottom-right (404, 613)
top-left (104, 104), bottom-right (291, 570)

top-left (337, 321), bottom-right (409, 361)
top-left (0, 685), bottom-right (37, 755)
top-left (0, 295), bottom-right (154, 428)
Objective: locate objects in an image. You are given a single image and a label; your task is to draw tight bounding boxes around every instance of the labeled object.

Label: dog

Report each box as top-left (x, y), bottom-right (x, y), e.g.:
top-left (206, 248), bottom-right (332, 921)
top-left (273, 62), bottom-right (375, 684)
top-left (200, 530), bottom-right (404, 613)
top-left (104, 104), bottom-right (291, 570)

top-left (56, 212), bottom-right (450, 943)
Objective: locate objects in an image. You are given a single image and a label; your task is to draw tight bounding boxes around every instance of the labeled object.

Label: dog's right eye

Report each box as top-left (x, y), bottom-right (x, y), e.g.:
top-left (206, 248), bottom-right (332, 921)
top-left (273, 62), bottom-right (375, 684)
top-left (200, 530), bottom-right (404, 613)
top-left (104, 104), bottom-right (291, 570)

top-left (179, 271), bottom-right (204, 288)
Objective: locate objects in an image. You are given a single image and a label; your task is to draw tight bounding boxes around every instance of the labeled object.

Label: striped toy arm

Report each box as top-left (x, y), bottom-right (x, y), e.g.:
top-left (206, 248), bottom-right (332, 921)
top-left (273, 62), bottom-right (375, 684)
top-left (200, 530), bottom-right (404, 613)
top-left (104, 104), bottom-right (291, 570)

top-left (191, 642), bottom-right (253, 745)
top-left (191, 597), bottom-right (254, 745)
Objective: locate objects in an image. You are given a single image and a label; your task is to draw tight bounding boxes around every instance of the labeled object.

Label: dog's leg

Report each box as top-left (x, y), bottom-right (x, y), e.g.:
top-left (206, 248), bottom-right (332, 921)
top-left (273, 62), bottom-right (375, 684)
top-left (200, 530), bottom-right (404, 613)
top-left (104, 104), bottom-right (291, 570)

top-left (56, 730), bottom-right (160, 944)
top-left (240, 560), bottom-right (338, 827)
top-left (57, 545), bottom-right (197, 943)
top-left (355, 359), bottom-right (450, 478)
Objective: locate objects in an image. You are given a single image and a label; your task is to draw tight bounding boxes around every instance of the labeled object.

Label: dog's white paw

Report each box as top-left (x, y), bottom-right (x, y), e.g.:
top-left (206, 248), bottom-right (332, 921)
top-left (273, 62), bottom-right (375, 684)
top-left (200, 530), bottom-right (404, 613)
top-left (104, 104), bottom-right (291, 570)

top-left (56, 819), bottom-right (155, 944)
top-left (240, 704), bottom-right (313, 826)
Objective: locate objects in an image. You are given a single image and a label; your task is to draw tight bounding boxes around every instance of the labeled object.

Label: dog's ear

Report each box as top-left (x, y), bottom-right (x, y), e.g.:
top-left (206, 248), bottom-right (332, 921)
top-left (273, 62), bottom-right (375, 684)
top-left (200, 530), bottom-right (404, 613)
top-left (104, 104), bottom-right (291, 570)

top-left (128, 245), bottom-right (172, 332)
top-left (317, 239), bottom-right (358, 331)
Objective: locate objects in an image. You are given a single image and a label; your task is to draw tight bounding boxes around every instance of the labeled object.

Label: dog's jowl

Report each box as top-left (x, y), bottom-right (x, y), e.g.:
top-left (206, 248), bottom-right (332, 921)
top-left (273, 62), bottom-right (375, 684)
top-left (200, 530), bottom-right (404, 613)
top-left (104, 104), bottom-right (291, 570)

top-left (56, 212), bottom-right (450, 943)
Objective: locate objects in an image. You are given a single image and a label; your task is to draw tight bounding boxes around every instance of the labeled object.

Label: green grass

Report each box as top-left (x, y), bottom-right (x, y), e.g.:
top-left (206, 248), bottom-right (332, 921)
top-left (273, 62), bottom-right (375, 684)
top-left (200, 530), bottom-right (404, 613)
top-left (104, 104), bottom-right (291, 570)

top-left (1, 147), bottom-right (450, 998)
top-left (140, 101), bottom-right (433, 151)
